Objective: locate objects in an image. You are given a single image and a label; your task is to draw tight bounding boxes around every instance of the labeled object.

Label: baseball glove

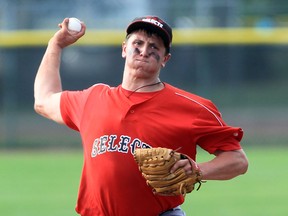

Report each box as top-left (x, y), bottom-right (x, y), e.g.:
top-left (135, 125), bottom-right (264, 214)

top-left (133, 147), bottom-right (203, 196)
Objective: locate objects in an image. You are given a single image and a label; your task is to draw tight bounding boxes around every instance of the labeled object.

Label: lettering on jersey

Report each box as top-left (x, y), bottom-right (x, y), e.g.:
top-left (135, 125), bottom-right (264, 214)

top-left (91, 138), bottom-right (99, 157)
top-left (118, 135), bottom-right (130, 153)
top-left (91, 134), bottom-right (151, 158)
top-left (130, 138), bottom-right (141, 154)
top-left (107, 135), bottom-right (117, 152)
top-left (99, 135), bottom-right (108, 154)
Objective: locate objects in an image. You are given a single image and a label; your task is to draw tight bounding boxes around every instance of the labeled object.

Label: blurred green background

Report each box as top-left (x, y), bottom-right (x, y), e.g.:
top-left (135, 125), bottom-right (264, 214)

top-left (0, 0), bottom-right (288, 215)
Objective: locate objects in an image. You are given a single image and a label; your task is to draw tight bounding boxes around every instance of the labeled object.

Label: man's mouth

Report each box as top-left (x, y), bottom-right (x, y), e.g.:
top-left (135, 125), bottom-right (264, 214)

top-left (135, 58), bottom-right (149, 63)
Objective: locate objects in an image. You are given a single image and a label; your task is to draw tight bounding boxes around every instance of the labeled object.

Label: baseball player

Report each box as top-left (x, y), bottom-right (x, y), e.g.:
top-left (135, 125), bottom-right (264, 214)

top-left (34, 16), bottom-right (248, 216)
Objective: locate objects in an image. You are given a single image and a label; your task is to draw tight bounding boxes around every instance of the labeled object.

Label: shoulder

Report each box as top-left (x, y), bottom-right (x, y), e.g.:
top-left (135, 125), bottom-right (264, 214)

top-left (163, 83), bottom-right (223, 123)
top-left (64, 83), bottom-right (113, 97)
top-left (165, 83), bottom-right (216, 108)
top-left (87, 83), bottom-right (113, 93)
top-left (61, 83), bottom-right (114, 110)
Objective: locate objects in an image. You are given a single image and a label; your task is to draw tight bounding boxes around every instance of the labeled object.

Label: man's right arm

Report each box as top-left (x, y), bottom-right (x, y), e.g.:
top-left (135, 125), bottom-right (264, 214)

top-left (34, 40), bottom-right (64, 124)
top-left (34, 18), bottom-right (86, 124)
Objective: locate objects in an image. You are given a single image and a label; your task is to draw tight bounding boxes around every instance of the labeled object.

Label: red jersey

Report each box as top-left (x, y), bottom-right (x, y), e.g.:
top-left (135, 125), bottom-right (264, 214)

top-left (60, 83), bottom-right (243, 216)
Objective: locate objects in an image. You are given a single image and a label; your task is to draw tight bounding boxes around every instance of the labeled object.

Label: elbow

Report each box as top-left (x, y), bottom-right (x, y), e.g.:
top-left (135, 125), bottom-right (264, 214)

top-left (34, 102), bottom-right (41, 114)
top-left (34, 100), bottom-right (47, 117)
top-left (34, 99), bottom-right (42, 114)
top-left (238, 151), bottom-right (249, 175)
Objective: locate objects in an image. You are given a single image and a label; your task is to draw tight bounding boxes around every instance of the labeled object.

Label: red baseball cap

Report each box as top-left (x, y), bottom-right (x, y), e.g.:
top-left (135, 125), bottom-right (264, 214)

top-left (126, 16), bottom-right (173, 52)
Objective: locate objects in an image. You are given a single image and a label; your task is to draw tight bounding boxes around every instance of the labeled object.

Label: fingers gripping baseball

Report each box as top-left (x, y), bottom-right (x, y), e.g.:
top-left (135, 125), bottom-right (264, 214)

top-left (53, 18), bottom-right (86, 48)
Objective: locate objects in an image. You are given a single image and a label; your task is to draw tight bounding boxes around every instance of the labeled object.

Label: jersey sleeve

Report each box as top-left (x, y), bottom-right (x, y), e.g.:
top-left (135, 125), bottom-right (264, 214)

top-left (193, 100), bottom-right (243, 154)
top-left (60, 87), bottom-right (93, 131)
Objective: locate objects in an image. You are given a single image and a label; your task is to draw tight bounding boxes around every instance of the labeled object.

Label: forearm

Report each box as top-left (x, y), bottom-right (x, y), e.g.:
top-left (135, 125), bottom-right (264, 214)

top-left (33, 38), bottom-right (65, 122)
top-left (34, 18), bottom-right (85, 104)
top-left (34, 39), bottom-right (63, 102)
top-left (199, 149), bottom-right (248, 180)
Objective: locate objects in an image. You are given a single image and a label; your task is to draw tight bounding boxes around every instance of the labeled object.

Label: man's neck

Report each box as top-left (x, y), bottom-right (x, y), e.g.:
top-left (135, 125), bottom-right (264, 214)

top-left (121, 78), bottom-right (164, 93)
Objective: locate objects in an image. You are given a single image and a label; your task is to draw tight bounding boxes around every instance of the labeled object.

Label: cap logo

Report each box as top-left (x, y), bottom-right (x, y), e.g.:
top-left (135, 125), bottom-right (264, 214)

top-left (142, 18), bottom-right (163, 28)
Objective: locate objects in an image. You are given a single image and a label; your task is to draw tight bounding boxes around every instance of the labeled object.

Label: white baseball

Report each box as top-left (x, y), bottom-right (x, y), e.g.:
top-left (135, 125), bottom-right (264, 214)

top-left (68, 17), bottom-right (82, 32)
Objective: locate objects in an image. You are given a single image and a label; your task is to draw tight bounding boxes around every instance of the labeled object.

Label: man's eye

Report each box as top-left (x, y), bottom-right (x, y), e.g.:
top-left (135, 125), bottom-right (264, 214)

top-left (151, 45), bottom-right (158, 50)
top-left (134, 41), bottom-right (142, 46)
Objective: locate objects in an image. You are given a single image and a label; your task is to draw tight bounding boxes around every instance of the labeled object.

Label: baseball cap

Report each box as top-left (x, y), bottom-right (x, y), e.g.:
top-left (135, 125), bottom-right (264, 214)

top-left (126, 16), bottom-right (173, 52)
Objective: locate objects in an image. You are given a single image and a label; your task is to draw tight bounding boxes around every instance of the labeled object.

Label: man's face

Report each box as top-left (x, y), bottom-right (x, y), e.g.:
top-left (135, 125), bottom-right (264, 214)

top-left (122, 30), bottom-right (171, 78)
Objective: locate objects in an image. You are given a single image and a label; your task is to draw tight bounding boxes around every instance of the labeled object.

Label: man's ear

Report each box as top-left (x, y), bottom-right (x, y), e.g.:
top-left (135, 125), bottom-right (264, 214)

top-left (122, 41), bottom-right (127, 58)
top-left (161, 53), bottom-right (171, 68)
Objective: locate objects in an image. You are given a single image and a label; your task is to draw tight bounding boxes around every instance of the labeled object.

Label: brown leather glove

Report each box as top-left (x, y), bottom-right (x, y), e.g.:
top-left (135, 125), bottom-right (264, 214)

top-left (134, 147), bottom-right (203, 196)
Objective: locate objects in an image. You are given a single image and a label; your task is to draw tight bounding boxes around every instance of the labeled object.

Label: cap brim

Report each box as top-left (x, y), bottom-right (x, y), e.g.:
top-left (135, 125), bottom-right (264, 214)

top-left (126, 21), bottom-right (170, 48)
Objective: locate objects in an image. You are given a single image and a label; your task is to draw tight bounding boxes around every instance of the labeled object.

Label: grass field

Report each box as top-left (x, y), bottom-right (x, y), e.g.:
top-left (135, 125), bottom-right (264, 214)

top-left (0, 147), bottom-right (287, 216)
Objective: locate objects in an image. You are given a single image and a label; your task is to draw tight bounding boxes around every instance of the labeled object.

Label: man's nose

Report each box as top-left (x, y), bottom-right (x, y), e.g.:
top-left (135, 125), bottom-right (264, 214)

top-left (139, 46), bottom-right (150, 57)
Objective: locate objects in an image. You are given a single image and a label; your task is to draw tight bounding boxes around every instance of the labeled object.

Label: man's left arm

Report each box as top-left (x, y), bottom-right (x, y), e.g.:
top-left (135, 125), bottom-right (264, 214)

top-left (198, 149), bottom-right (248, 180)
top-left (171, 149), bottom-right (248, 180)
